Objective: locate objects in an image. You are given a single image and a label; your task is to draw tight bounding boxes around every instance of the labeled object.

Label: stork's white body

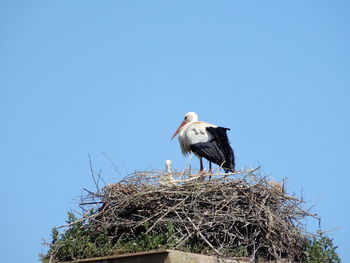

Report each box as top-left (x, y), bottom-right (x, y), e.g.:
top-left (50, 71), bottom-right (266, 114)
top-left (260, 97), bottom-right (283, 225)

top-left (178, 121), bottom-right (217, 156)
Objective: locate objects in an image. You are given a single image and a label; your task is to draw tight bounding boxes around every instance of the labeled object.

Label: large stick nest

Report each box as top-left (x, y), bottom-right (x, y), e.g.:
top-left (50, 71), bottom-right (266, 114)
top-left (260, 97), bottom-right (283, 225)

top-left (79, 168), bottom-right (316, 261)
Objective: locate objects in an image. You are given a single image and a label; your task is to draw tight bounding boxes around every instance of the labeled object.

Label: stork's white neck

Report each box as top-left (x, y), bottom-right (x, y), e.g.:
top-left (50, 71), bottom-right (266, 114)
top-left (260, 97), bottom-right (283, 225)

top-left (179, 120), bottom-right (197, 137)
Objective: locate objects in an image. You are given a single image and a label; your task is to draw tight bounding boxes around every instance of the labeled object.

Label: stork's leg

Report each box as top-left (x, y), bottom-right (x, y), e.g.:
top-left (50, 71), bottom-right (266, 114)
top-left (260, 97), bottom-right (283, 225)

top-left (199, 157), bottom-right (203, 172)
top-left (209, 161), bottom-right (212, 181)
top-left (199, 157), bottom-right (204, 180)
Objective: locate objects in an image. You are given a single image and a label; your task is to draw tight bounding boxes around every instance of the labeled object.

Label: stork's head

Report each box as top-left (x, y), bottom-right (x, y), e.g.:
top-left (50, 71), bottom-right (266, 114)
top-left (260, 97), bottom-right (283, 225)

top-left (171, 112), bottom-right (198, 139)
top-left (183, 112), bottom-right (198, 123)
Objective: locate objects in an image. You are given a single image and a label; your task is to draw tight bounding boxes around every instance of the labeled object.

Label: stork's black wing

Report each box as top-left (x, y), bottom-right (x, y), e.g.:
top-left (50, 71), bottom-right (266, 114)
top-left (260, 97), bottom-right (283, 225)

top-left (190, 126), bottom-right (235, 172)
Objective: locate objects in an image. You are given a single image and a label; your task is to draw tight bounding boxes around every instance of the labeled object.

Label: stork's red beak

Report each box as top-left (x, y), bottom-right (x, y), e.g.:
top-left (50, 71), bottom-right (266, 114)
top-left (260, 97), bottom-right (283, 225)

top-left (171, 121), bottom-right (186, 140)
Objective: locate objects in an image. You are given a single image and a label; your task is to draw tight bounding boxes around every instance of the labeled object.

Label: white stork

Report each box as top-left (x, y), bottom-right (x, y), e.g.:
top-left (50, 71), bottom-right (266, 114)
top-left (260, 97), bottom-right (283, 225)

top-left (159, 160), bottom-right (176, 186)
top-left (171, 112), bottom-right (235, 173)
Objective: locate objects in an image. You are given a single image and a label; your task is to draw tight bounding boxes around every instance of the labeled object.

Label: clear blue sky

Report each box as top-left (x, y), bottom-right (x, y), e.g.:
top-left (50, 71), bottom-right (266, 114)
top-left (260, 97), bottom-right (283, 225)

top-left (1, 1), bottom-right (349, 262)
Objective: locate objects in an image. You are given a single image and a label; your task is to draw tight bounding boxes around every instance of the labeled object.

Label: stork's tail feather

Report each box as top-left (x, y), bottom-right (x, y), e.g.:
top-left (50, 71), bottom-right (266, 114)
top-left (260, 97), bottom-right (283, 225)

top-left (222, 158), bottom-right (235, 173)
top-left (207, 126), bottom-right (235, 172)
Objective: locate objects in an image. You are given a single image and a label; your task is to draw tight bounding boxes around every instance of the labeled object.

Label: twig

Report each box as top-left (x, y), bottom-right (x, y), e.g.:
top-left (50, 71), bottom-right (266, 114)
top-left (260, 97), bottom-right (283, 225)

top-left (186, 215), bottom-right (221, 255)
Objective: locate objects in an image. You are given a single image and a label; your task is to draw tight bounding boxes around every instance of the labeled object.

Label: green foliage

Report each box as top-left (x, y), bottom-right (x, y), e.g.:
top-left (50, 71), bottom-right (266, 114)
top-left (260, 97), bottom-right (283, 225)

top-left (230, 246), bottom-right (249, 257)
top-left (41, 213), bottom-right (179, 262)
top-left (41, 212), bottom-right (117, 263)
top-left (211, 246), bottom-right (249, 258)
top-left (117, 221), bottom-right (178, 253)
top-left (303, 231), bottom-right (341, 263)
